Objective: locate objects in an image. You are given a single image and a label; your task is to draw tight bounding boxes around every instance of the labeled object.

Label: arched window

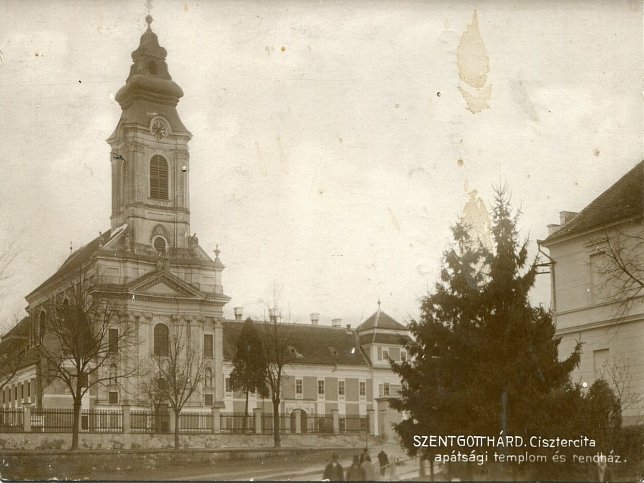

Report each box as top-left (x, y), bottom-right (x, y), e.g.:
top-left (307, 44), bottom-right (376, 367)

top-left (153, 323), bottom-right (169, 356)
top-left (153, 236), bottom-right (167, 255)
top-left (204, 367), bottom-right (213, 388)
top-left (149, 155), bottom-right (169, 200)
top-left (39, 311), bottom-right (46, 342)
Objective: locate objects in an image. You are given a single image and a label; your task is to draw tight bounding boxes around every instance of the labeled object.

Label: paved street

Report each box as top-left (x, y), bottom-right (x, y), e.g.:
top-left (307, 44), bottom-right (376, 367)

top-left (89, 442), bottom-right (423, 481)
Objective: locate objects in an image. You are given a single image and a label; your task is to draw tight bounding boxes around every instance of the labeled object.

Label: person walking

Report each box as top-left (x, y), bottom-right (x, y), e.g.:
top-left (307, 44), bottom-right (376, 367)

top-left (323, 453), bottom-right (344, 481)
top-left (363, 454), bottom-right (377, 481)
top-left (377, 449), bottom-right (389, 477)
top-left (345, 454), bottom-right (366, 481)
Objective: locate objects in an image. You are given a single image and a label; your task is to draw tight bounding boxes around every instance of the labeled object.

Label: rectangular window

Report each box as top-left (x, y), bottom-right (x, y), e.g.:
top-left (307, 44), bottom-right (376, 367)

top-left (225, 377), bottom-right (232, 393)
top-left (338, 380), bottom-right (345, 397)
top-left (359, 381), bottom-right (366, 397)
top-left (204, 334), bottom-right (214, 358)
top-left (593, 348), bottom-right (610, 380)
top-left (27, 381), bottom-right (31, 398)
top-left (383, 382), bottom-right (390, 396)
top-left (377, 347), bottom-right (382, 361)
top-left (14, 386), bottom-right (17, 401)
top-left (401, 350), bottom-right (407, 362)
top-left (205, 394), bottom-right (214, 406)
top-left (317, 379), bottom-right (325, 396)
top-left (108, 391), bottom-right (119, 405)
top-left (108, 328), bottom-right (118, 354)
top-left (295, 379), bottom-right (303, 395)
top-left (20, 384), bottom-right (23, 400)
top-left (383, 349), bottom-right (389, 360)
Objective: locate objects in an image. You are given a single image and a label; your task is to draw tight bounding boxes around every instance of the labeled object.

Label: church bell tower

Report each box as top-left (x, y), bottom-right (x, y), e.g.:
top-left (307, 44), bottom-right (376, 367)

top-left (107, 15), bottom-right (191, 258)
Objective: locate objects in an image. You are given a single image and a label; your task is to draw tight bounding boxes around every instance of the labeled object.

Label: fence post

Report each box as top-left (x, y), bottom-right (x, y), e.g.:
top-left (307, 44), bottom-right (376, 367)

top-left (122, 405), bottom-right (131, 433)
top-left (211, 406), bottom-right (220, 433)
top-left (23, 404), bottom-right (31, 432)
top-left (254, 408), bottom-right (262, 434)
top-left (367, 409), bottom-right (375, 435)
top-left (294, 410), bottom-right (302, 434)
top-left (331, 409), bottom-right (339, 434)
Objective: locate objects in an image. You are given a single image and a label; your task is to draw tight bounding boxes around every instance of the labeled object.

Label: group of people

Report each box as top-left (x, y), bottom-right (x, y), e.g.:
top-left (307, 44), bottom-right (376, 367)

top-left (323, 448), bottom-right (390, 481)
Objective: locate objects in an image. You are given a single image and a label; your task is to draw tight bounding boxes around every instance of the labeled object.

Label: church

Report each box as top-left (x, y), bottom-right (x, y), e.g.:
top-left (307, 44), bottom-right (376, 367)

top-left (0, 17), bottom-right (410, 437)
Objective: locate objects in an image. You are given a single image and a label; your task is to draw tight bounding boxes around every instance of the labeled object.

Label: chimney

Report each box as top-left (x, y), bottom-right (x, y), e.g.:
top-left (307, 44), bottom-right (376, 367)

top-left (332, 318), bottom-right (342, 328)
top-left (233, 307), bottom-right (243, 321)
top-left (547, 224), bottom-right (562, 235)
top-left (310, 313), bottom-right (320, 325)
top-left (559, 211), bottom-right (578, 225)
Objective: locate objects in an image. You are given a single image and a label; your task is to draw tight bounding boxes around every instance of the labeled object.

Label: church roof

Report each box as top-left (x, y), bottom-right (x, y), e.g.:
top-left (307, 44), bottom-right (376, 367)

top-left (222, 321), bottom-right (370, 367)
top-left (544, 160), bottom-right (644, 244)
top-left (112, 15), bottom-right (188, 136)
top-left (357, 309), bottom-right (406, 332)
top-left (27, 228), bottom-right (112, 298)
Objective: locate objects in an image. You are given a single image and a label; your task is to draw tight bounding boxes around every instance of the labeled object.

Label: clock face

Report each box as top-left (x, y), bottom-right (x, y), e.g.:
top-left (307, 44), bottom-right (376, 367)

top-left (151, 119), bottom-right (167, 140)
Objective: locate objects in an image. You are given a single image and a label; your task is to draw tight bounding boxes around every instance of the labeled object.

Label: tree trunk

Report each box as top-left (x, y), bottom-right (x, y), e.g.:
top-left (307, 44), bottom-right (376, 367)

top-left (243, 390), bottom-right (249, 432)
top-left (71, 398), bottom-right (82, 451)
top-left (272, 398), bottom-right (281, 448)
top-left (174, 409), bottom-right (180, 450)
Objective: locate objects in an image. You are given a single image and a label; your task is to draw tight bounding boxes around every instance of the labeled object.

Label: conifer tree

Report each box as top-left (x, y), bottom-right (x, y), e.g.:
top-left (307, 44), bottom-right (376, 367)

top-left (392, 187), bottom-right (582, 475)
top-left (230, 318), bottom-right (268, 431)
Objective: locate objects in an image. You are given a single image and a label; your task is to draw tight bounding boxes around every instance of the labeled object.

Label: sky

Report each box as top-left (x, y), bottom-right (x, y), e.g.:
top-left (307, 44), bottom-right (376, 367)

top-left (0, 0), bottom-right (642, 333)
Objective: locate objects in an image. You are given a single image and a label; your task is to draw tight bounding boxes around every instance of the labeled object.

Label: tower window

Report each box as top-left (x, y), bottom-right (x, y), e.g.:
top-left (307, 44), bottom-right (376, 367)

top-left (153, 323), bottom-right (169, 356)
top-left (148, 61), bottom-right (158, 75)
top-left (153, 236), bottom-right (167, 255)
top-left (150, 155), bottom-right (169, 200)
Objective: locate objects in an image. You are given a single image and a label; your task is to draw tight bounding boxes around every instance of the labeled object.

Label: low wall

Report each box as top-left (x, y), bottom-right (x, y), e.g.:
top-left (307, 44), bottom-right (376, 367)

top-left (0, 431), bottom-right (364, 451)
top-left (0, 434), bottom-right (371, 480)
top-left (0, 445), bottom-right (357, 480)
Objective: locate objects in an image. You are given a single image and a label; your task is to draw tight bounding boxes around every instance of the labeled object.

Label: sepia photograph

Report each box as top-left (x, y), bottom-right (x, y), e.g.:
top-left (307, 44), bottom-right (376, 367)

top-left (0, 0), bottom-right (642, 481)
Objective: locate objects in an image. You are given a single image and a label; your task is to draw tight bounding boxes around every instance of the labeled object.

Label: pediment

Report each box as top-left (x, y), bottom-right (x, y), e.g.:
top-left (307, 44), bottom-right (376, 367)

top-left (128, 271), bottom-right (204, 299)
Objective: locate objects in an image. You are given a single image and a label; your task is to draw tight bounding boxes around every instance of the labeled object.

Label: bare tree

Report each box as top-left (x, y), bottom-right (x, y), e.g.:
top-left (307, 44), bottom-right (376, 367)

top-left (141, 370), bottom-right (169, 432)
top-left (589, 227), bottom-right (644, 316)
top-left (0, 313), bottom-right (29, 392)
top-left (260, 307), bottom-right (296, 448)
top-left (38, 265), bottom-right (138, 450)
top-left (149, 326), bottom-right (205, 450)
top-left (600, 355), bottom-right (643, 424)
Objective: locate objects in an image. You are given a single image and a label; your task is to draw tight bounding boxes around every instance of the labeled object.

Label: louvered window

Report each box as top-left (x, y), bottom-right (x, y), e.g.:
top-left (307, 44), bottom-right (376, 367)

top-left (150, 155), bottom-right (169, 200)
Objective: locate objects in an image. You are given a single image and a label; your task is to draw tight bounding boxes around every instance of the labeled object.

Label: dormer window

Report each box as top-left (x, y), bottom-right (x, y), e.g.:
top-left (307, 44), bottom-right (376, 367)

top-left (150, 155), bottom-right (168, 200)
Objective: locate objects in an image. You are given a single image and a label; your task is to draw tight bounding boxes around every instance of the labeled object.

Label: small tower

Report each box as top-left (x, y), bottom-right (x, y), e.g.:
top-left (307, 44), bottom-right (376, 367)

top-left (107, 15), bottom-right (191, 258)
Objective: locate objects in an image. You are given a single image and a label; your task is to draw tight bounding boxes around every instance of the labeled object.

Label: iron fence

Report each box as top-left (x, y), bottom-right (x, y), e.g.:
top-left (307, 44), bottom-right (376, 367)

top-left (179, 412), bottom-right (211, 434)
top-left (339, 415), bottom-right (369, 433)
top-left (220, 412), bottom-right (254, 433)
top-left (82, 408), bottom-right (123, 432)
top-left (0, 409), bottom-right (23, 432)
top-left (304, 413), bottom-right (333, 433)
top-left (130, 410), bottom-right (170, 433)
top-left (261, 413), bottom-right (292, 434)
top-left (31, 408), bottom-right (74, 432)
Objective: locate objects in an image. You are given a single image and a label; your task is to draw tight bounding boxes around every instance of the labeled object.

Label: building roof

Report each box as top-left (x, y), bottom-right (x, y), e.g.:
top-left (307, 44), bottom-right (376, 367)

top-left (545, 160), bottom-right (643, 244)
top-left (223, 321), bottom-right (370, 367)
top-left (359, 332), bottom-right (412, 346)
top-left (27, 228), bottom-right (112, 298)
top-left (357, 309), bottom-right (407, 332)
top-left (0, 317), bottom-right (40, 378)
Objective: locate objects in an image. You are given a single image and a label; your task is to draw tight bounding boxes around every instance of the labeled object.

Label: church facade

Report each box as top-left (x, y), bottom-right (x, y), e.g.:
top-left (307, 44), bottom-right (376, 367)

top-left (0, 17), bottom-right (409, 437)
